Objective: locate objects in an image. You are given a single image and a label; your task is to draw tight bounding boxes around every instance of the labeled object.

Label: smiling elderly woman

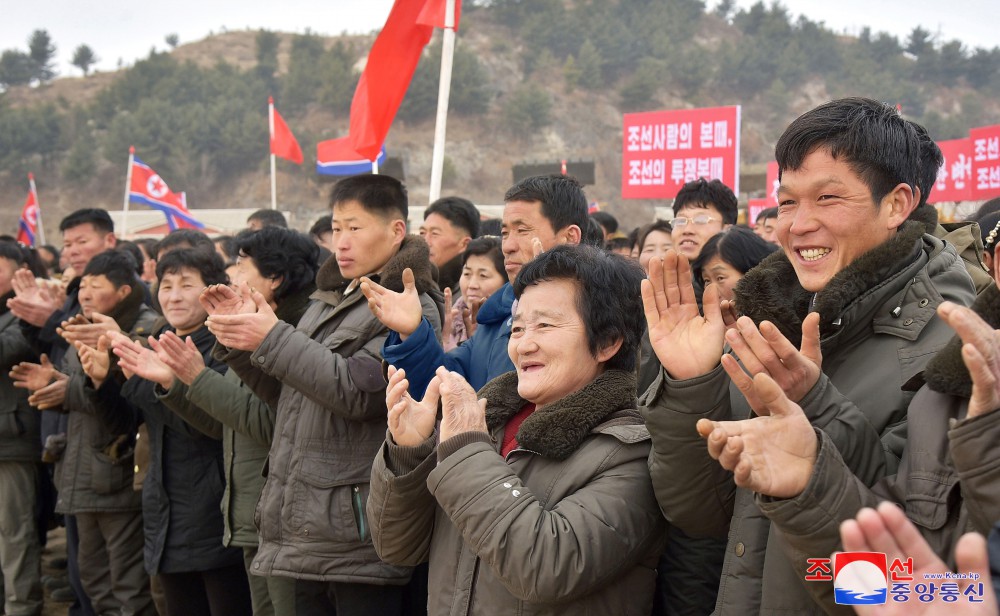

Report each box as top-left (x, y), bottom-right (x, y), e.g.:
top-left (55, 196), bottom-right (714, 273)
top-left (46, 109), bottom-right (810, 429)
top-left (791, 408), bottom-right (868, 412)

top-left (367, 244), bottom-right (667, 615)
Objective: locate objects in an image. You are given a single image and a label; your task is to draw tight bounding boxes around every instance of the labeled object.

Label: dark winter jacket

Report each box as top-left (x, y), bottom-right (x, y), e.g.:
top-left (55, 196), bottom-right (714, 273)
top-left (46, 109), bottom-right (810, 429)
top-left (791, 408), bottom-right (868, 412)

top-left (96, 324), bottom-right (241, 575)
top-left (155, 283), bottom-right (314, 547)
top-left (759, 283), bottom-right (1000, 613)
top-left (0, 295), bottom-right (40, 463)
top-left (224, 235), bottom-right (441, 583)
top-left (55, 283), bottom-right (156, 515)
top-left (644, 223), bottom-right (977, 615)
top-left (382, 281), bottom-right (515, 398)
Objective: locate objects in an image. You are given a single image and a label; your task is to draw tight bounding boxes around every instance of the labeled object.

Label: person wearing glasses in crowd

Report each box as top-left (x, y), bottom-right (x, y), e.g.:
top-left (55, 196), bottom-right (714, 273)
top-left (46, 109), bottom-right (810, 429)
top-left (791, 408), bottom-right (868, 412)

top-left (669, 178), bottom-right (738, 262)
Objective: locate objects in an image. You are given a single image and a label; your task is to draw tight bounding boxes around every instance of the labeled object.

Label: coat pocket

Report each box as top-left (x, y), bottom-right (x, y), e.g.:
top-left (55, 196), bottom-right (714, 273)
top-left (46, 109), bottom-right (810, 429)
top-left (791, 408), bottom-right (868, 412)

top-left (91, 448), bottom-right (135, 495)
top-left (293, 453), bottom-right (372, 546)
top-left (904, 471), bottom-right (960, 530)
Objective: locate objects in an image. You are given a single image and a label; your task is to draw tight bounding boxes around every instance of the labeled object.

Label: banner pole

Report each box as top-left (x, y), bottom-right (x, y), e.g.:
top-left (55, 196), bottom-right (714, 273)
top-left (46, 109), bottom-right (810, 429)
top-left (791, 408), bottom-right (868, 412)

top-left (122, 147), bottom-right (135, 240)
top-left (269, 97), bottom-right (278, 210)
top-left (428, 0), bottom-right (457, 204)
top-left (29, 173), bottom-right (46, 246)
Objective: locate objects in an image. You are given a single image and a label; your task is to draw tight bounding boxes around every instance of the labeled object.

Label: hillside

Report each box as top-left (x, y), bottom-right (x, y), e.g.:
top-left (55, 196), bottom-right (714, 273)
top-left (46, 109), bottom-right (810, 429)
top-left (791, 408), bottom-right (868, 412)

top-left (1, 0), bottom-right (998, 236)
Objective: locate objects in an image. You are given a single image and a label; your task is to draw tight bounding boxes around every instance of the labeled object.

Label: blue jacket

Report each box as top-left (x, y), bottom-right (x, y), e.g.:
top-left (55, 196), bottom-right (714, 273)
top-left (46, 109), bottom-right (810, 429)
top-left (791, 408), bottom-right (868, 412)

top-left (382, 283), bottom-right (515, 397)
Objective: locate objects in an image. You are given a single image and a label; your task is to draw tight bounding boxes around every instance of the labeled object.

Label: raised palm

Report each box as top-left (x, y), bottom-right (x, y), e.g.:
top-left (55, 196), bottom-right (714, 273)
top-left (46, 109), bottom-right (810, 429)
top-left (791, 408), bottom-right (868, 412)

top-left (642, 252), bottom-right (726, 380)
top-left (385, 366), bottom-right (439, 447)
top-left (199, 283), bottom-right (257, 317)
top-left (360, 268), bottom-right (424, 338)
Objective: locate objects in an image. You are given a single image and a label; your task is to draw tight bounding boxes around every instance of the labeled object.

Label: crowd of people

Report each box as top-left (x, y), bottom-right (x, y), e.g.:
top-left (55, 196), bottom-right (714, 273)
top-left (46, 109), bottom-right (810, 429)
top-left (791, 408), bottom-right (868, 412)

top-left (1, 96), bottom-right (999, 616)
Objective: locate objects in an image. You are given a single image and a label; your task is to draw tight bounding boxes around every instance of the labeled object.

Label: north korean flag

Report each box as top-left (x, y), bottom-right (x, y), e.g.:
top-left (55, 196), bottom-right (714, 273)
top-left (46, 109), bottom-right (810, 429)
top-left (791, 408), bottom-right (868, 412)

top-left (16, 184), bottom-right (39, 246)
top-left (129, 157), bottom-right (204, 230)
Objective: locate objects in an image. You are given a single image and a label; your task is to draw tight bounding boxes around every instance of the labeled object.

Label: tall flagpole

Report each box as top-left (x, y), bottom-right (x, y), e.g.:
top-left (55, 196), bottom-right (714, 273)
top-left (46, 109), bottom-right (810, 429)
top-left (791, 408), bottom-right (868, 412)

top-left (428, 0), bottom-right (457, 204)
top-left (269, 97), bottom-right (277, 210)
top-left (28, 172), bottom-right (45, 246)
top-left (122, 147), bottom-right (135, 240)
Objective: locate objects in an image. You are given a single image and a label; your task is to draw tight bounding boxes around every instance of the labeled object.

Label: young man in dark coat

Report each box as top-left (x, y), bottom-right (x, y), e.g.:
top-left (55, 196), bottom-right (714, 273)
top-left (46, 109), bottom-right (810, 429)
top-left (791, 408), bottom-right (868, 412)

top-left (203, 175), bottom-right (441, 615)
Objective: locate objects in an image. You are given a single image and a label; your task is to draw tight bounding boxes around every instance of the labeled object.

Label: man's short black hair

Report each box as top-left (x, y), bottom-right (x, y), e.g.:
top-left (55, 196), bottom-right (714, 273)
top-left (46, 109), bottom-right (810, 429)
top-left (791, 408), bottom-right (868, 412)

top-left (60, 209), bottom-right (114, 234)
top-left (672, 178), bottom-right (738, 225)
top-left (114, 241), bottom-right (145, 276)
top-left (691, 227), bottom-right (779, 285)
top-left (213, 235), bottom-right (239, 265)
top-left (247, 209), bottom-right (288, 228)
top-left (0, 241), bottom-right (48, 278)
top-left (156, 248), bottom-right (228, 286)
top-left (461, 236), bottom-right (505, 281)
top-left (424, 197), bottom-right (481, 239)
top-left (329, 174), bottom-right (408, 221)
top-left (237, 227), bottom-right (319, 302)
top-left (972, 198), bottom-right (1000, 223)
top-left (83, 250), bottom-right (137, 289)
top-left (590, 211), bottom-right (619, 235)
top-left (479, 218), bottom-right (502, 237)
top-left (755, 207), bottom-right (779, 223)
top-left (582, 217), bottom-right (605, 247)
top-left (775, 97), bottom-right (920, 207)
top-left (636, 220), bottom-right (673, 252)
top-left (513, 244), bottom-right (646, 373)
top-left (309, 215), bottom-right (333, 239)
top-left (154, 229), bottom-right (215, 261)
top-left (909, 120), bottom-right (943, 208)
top-left (503, 175), bottom-right (589, 237)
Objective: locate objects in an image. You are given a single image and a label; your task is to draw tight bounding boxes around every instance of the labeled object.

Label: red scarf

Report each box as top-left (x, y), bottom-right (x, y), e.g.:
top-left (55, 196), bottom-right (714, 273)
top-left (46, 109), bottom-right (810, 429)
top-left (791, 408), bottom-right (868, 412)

top-left (501, 403), bottom-right (536, 457)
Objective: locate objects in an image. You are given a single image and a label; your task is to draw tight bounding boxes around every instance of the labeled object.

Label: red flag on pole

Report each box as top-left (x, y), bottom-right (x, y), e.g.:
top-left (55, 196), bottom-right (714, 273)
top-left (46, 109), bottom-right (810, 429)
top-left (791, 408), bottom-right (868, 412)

top-left (17, 174), bottom-right (40, 246)
top-left (269, 97), bottom-right (303, 165)
top-left (347, 0), bottom-right (438, 161)
top-left (417, 0), bottom-right (462, 29)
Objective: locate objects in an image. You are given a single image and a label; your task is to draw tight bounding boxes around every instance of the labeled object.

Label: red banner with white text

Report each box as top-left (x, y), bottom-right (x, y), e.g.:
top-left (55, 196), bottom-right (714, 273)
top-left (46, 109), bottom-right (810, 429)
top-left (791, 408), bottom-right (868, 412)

top-left (622, 105), bottom-right (740, 199)
top-left (931, 138), bottom-right (972, 203)
top-left (971, 125), bottom-right (1000, 200)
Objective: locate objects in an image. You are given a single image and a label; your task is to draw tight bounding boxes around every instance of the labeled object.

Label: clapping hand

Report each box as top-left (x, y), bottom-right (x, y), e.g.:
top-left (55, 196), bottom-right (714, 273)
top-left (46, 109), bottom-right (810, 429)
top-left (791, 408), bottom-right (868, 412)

top-left (150, 331), bottom-right (205, 386)
top-left (8, 270), bottom-right (62, 327)
top-left (75, 336), bottom-right (111, 388)
top-left (385, 366), bottom-right (439, 447)
top-left (641, 251), bottom-right (726, 380)
top-left (938, 301), bottom-right (1000, 418)
top-left (361, 269), bottom-right (424, 340)
top-left (720, 313), bottom-right (822, 411)
top-left (204, 288), bottom-right (278, 351)
top-left (110, 333), bottom-right (174, 389)
top-left (696, 372), bottom-right (817, 499)
top-left (840, 502), bottom-right (997, 615)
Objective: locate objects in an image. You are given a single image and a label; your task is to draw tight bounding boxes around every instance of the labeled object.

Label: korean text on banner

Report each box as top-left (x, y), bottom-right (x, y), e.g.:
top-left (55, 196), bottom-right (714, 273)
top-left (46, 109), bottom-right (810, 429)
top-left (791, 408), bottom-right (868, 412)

top-left (764, 161), bottom-right (779, 208)
top-left (970, 125), bottom-right (1000, 200)
top-left (622, 105), bottom-right (741, 200)
top-left (932, 138), bottom-right (972, 203)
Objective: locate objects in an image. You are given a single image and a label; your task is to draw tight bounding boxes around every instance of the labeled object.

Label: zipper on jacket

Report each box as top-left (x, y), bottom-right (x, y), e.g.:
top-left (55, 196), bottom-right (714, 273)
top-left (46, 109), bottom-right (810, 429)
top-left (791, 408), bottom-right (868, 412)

top-left (352, 485), bottom-right (368, 542)
top-left (503, 447), bottom-right (542, 463)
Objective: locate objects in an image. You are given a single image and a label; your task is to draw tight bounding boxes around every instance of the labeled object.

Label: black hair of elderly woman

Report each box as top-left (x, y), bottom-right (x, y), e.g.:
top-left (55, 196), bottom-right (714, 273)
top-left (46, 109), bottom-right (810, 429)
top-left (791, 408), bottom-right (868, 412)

top-left (513, 243), bottom-right (647, 372)
top-left (235, 227), bottom-right (320, 303)
top-left (691, 226), bottom-right (779, 286)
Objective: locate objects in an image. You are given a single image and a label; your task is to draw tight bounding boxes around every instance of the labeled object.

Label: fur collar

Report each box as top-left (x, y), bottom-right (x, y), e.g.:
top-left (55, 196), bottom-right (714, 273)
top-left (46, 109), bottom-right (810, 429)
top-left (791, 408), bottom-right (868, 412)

top-left (479, 369), bottom-right (641, 460)
top-left (274, 282), bottom-right (315, 327)
top-left (315, 235), bottom-right (437, 295)
top-left (106, 280), bottom-right (147, 333)
top-left (437, 253), bottom-right (464, 293)
top-left (922, 283), bottom-right (1000, 398)
top-left (734, 221), bottom-right (926, 346)
top-left (908, 204), bottom-right (939, 234)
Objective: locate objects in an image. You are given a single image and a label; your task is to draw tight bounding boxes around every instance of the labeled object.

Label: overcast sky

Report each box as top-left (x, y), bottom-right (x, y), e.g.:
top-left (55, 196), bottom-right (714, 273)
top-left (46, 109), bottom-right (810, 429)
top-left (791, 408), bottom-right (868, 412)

top-left (0, 0), bottom-right (996, 76)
